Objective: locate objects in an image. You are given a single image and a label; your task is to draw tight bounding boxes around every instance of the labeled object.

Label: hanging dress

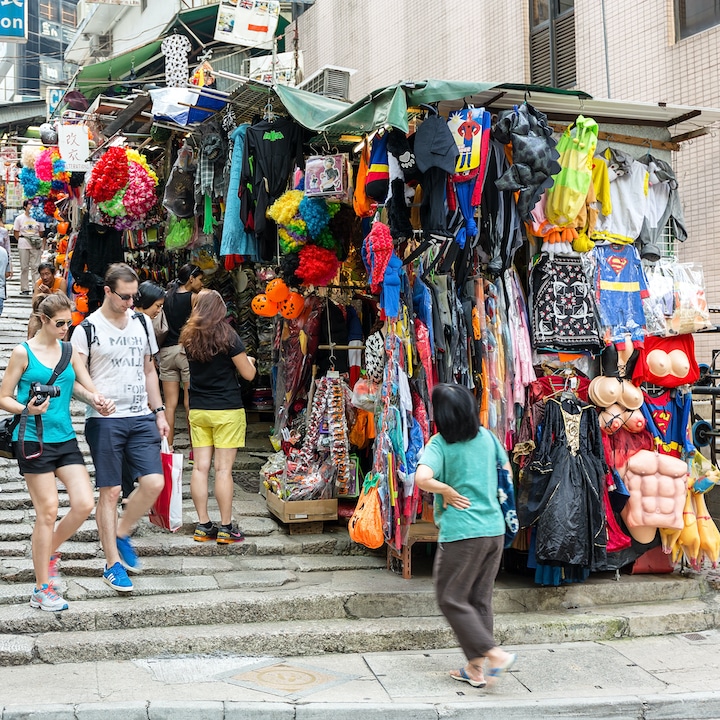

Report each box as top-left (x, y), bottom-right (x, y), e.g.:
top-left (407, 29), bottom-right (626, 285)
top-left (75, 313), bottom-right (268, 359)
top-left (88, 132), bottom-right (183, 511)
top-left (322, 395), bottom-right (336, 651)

top-left (522, 396), bottom-right (608, 577)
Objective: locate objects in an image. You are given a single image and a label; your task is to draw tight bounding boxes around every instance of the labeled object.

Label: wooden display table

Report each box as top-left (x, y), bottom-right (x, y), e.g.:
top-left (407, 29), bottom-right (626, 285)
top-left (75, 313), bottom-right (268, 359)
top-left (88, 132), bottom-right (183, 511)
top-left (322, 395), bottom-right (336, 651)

top-left (386, 521), bottom-right (439, 579)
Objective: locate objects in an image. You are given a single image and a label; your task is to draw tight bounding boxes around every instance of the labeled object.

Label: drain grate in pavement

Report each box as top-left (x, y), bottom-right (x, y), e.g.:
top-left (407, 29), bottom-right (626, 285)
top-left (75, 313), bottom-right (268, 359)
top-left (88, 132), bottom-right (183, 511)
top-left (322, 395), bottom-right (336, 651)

top-left (683, 633), bottom-right (707, 641)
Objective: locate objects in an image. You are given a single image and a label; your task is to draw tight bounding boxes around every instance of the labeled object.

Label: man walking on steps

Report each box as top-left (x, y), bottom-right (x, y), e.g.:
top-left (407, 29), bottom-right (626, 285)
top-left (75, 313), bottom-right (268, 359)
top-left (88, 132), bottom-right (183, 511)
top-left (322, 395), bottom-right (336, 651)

top-left (72, 263), bottom-right (169, 593)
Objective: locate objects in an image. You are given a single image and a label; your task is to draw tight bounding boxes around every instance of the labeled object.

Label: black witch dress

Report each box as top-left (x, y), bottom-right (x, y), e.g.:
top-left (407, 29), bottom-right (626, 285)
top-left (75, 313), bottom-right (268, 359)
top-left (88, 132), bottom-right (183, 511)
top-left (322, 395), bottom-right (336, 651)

top-left (521, 396), bottom-right (608, 577)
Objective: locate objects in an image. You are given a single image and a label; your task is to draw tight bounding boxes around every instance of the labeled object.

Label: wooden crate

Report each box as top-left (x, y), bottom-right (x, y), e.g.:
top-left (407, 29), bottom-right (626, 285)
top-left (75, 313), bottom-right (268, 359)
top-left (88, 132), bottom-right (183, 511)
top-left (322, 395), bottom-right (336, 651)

top-left (266, 492), bottom-right (338, 524)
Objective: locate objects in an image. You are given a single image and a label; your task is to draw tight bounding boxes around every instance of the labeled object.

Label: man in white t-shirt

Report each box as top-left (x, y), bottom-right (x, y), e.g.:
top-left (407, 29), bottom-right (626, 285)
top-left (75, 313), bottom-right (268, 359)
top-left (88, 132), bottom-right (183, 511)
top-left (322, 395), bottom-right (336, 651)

top-left (72, 263), bottom-right (170, 594)
top-left (13, 200), bottom-right (44, 295)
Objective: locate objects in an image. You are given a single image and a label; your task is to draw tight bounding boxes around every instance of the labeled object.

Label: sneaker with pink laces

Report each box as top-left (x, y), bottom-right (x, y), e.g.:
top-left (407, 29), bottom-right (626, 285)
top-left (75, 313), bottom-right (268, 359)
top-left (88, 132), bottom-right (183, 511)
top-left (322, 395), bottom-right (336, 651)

top-left (30, 583), bottom-right (68, 612)
top-left (48, 552), bottom-right (61, 585)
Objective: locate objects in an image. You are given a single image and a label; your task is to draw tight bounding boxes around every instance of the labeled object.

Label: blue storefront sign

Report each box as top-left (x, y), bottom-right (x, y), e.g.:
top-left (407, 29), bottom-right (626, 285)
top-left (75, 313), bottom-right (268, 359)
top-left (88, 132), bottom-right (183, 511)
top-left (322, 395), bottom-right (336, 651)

top-left (0, 0), bottom-right (27, 44)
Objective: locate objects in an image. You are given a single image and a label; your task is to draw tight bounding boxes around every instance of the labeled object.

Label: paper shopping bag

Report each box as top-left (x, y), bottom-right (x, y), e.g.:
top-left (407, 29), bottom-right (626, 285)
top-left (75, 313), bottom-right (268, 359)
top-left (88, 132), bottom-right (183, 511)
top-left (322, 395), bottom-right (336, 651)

top-left (149, 438), bottom-right (183, 532)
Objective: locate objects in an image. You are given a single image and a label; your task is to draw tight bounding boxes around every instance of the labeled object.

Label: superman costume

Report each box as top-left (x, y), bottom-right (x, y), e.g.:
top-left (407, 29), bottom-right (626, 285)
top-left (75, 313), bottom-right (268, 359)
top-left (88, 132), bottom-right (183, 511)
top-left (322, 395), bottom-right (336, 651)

top-left (640, 389), bottom-right (694, 458)
top-left (594, 244), bottom-right (649, 347)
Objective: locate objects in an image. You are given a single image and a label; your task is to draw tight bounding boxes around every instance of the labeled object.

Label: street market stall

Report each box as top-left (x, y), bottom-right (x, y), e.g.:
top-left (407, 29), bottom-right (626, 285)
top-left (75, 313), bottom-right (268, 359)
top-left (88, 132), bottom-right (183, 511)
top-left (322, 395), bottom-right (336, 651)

top-left (10, 74), bottom-right (720, 584)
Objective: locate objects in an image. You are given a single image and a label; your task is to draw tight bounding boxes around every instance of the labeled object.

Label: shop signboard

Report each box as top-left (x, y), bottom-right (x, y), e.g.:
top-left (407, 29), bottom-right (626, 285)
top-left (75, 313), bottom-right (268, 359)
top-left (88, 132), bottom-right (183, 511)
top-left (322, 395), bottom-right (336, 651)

top-left (58, 124), bottom-right (91, 172)
top-left (214, 0), bottom-right (280, 48)
top-left (46, 86), bottom-right (65, 119)
top-left (40, 19), bottom-right (61, 40)
top-left (0, 0), bottom-right (28, 44)
top-left (86, 0), bottom-right (140, 5)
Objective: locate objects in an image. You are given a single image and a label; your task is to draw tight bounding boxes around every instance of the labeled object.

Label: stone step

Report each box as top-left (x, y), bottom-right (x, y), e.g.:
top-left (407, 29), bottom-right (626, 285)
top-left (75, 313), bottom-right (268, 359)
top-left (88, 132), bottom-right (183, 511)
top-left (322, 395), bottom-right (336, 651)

top-left (4, 594), bottom-right (719, 666)
top-left (0, 552), bottom-right (386, 585)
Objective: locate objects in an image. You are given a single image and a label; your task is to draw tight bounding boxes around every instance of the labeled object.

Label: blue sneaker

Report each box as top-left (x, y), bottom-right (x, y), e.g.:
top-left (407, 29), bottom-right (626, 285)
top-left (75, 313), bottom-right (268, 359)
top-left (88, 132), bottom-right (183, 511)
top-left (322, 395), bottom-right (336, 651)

top-left (116, 535), bottom-right (142, 574)
top-left (103, 562), bottom-right (133, 593)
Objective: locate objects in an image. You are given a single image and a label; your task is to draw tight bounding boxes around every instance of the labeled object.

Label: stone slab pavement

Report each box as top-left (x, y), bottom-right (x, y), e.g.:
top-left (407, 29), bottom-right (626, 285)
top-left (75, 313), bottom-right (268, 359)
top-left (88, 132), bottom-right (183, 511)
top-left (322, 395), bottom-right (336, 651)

top-left (3, 630), bottom-right (720, 719)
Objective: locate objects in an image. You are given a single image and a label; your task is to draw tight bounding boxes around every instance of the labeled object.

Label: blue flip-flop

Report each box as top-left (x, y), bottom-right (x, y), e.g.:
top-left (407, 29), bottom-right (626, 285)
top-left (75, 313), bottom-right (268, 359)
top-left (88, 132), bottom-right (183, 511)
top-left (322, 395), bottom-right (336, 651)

top-left (487, 653), bottom-right (517, 683)
top-left (451, 667), bottom-right (487, 688)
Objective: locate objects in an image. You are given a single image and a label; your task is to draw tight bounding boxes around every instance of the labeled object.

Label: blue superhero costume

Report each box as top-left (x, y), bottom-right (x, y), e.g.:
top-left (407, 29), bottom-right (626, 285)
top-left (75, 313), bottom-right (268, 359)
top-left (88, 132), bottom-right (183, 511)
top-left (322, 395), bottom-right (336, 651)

top-left (595, 244), bottom-right (649, 347)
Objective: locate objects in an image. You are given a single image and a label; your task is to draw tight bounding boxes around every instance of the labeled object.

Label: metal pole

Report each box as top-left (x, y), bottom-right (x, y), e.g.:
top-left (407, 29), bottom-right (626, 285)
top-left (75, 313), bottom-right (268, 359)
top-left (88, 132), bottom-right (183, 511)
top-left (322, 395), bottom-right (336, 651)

top-left (600, 0), bottom-right (612, 97)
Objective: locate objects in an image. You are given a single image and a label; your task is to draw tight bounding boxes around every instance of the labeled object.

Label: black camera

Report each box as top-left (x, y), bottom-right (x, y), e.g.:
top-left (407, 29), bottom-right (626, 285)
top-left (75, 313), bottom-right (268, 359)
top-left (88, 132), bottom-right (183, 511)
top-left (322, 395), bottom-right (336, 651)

top-left (31, 382), bottom-right (61, 405)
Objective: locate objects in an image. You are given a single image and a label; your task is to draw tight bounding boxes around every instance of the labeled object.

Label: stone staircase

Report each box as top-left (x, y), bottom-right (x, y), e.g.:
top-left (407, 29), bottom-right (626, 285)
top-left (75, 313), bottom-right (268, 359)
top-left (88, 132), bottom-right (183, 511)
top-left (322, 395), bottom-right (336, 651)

top-left (1, 251), bottom-right (719, 668)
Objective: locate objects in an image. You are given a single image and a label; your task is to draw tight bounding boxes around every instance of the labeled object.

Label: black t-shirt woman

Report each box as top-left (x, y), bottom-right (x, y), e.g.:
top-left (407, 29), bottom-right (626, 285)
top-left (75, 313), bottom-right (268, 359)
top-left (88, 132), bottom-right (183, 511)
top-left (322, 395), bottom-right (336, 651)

top-left (157, 264), bottom-right (204, 449)
top-left (179, 289), bottom-right (256, 544)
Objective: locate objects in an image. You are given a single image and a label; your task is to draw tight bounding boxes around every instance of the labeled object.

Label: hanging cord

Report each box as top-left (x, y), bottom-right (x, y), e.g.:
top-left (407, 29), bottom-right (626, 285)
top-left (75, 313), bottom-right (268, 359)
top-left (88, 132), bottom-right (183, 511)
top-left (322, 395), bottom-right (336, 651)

top-left (325, 297), bottom-right (336, 369)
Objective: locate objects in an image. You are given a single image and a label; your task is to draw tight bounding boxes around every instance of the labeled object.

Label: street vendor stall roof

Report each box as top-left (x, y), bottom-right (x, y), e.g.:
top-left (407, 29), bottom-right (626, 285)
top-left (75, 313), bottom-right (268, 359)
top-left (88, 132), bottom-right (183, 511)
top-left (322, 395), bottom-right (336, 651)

top-left (273, 79), bottom-right (720, 143)
top-left (0, 100), bottom-right (48, 132)
top-left (76, 41), bottom-right (164, 101)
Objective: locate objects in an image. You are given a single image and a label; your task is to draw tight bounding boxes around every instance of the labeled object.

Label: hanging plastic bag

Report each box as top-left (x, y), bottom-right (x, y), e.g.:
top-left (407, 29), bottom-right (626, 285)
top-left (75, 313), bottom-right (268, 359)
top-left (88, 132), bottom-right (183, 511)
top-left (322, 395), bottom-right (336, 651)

top-left (164, 214), bottom-right (194, 250)
top-left (669, 261), bottom-right (714, 335)
top-left (690, 450), bottom-right (720, 494)
top-left (497, 465), bottom-right (518, 548)
top-left (149, 438), bottom-right (183, 532)
top-left (545, 115), bottom-right (598, 227)
top-left (348, 472), bottom-right (385, 549)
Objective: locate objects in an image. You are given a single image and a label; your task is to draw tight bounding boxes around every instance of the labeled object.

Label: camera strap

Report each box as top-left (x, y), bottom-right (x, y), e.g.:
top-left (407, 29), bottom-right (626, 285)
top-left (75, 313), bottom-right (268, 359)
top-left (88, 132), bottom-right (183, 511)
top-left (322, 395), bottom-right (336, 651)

top-left (18, 341), bottom-right (72, 460)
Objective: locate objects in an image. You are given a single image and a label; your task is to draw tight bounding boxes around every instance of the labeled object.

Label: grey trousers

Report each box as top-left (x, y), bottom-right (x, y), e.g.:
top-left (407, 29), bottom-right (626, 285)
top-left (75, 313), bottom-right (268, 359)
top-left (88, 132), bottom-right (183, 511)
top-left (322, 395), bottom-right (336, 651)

top-left (18, 246), bottom-right (41, 292)
top-left (433, 534), bottom-right (504, 660)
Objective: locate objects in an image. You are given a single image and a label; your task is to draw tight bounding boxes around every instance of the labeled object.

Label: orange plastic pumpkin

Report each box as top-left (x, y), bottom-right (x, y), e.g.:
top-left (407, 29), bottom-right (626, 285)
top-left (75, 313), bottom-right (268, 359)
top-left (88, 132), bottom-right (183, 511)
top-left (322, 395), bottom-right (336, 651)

top-left (75, 295), bottom-right (89, 314)
top-left (279, 292), bottom-right (304, 319)
top-left (265, 277), bottom-right (289, 304)
top-left (251, 294), bottom-right (278, 317)
top-left (57, 221), bottom-right (69, 235)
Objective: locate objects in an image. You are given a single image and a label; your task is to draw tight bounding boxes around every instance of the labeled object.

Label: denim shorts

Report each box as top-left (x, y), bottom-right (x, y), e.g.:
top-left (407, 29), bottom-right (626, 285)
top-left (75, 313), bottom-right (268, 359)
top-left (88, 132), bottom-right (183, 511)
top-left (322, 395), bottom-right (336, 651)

top-left (86, 414), bottom-right (162, 488)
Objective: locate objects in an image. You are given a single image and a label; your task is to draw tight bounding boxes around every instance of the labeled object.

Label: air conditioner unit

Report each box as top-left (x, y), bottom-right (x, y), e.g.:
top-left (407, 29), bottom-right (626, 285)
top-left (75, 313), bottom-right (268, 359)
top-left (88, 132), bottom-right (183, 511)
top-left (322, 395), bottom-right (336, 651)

top-left (297, 66), bottom-right (353, 101)
top-left (89, 33), bottom-right (112, 58)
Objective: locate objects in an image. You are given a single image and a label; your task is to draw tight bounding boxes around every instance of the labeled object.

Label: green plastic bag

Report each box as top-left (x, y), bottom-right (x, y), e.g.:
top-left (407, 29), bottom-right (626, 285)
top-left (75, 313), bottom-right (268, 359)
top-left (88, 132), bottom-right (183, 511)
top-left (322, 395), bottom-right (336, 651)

top-left (165, 214), bottom-right (194, 250)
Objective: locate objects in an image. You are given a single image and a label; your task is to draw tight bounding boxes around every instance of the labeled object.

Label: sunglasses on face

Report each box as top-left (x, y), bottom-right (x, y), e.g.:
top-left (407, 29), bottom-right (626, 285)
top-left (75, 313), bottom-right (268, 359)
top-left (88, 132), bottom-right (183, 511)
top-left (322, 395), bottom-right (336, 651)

top-left (46, 317), bottom-right (72, 328)
top-left (112, 289), bottom-right (136, 302)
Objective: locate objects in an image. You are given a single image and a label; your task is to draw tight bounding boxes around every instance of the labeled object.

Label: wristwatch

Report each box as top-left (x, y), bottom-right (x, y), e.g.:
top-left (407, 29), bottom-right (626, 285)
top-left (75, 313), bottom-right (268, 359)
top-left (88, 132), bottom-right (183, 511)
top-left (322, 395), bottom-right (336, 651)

top-left (152, 405), bottom-right (166, 414)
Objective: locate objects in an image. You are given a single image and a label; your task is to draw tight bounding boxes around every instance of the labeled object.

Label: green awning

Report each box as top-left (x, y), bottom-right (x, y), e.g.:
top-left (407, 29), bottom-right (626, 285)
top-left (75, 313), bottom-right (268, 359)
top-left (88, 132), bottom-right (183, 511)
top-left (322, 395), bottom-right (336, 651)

top-left (76, 40), bottom-right (163, 100)
top-left (276, 80), bottom-right (500, 134)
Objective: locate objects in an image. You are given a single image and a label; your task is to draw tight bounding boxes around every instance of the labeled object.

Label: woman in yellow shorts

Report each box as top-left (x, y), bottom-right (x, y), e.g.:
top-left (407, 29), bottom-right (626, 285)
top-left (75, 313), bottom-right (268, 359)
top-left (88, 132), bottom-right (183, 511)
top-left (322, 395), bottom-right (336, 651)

top-left (179, 290), bottom-right (256, 543)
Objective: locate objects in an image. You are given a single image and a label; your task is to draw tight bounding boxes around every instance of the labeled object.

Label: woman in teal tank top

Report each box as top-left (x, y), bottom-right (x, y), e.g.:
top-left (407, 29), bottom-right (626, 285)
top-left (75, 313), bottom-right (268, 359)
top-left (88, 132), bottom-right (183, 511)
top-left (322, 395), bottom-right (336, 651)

top-left (0, 294), bottom-right (116, 612)
top-left (416, 384), bottom-right (517, 689)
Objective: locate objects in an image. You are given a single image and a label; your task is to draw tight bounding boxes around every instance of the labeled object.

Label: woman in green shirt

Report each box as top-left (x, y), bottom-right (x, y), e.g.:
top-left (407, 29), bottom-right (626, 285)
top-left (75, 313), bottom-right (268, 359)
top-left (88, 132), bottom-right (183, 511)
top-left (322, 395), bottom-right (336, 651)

top-left (416, 383), bottom-right (517, 688)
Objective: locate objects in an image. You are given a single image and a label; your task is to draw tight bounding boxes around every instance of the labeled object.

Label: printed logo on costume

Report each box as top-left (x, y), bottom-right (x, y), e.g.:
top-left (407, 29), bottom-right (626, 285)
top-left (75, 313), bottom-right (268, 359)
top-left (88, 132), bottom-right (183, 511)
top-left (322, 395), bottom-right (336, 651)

top-left (607, 255), bottom-right (628, 274)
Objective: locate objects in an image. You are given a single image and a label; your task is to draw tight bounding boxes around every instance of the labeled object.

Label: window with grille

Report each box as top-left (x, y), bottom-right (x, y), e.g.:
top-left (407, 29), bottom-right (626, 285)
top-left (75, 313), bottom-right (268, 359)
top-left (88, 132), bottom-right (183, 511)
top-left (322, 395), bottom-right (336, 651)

top-left (61, 2), bottom-right (76, 26)
top-left (675, 0), bottom-right (720, 40)
top-left (530, 0), bottom-right (576, 88)
top-left (40, 2), bottom-right (58, 21)
top-left (659, 222), bottom-right (678, 260)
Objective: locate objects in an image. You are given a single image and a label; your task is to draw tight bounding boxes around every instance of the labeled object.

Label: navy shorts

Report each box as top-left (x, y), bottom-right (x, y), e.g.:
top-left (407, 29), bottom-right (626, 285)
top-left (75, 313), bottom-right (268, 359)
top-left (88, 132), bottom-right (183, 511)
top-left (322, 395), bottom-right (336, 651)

top-left (15, 437), bottom-right (85, 476)
top-left (86, 414), bottom-right (162, 488)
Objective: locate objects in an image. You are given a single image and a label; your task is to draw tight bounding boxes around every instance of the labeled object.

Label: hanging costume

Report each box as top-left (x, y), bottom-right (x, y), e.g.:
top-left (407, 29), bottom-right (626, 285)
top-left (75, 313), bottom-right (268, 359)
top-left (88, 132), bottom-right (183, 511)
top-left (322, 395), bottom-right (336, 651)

top-left (221, 124), bottom-right (258, 259)
top-left (594, 243), bottom-right (649, 347)
top-left (521, 396), bottom-right (608, 576)
top-left (240, 117), bottom-right (304, 261)
top-left (529, 253), bottom-right (603, 353)
top-left (161, 34), bottom-right (192, 87)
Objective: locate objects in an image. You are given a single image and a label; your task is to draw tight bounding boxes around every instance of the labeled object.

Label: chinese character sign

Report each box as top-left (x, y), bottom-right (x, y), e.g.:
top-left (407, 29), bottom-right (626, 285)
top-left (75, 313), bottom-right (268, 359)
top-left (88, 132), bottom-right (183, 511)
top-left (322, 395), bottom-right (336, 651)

top-left (58, 124), bottom-right (91, 172)
top-left (214, 0), bottom-right (280, 48)
top-left (0, 0), bottom-right (28, 44)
